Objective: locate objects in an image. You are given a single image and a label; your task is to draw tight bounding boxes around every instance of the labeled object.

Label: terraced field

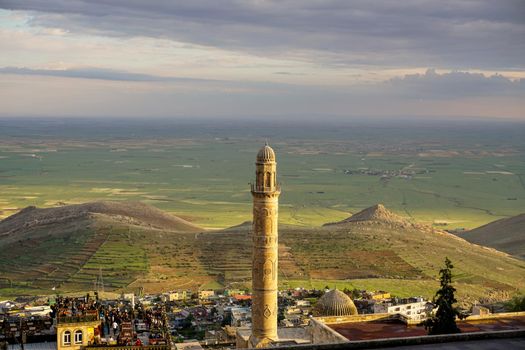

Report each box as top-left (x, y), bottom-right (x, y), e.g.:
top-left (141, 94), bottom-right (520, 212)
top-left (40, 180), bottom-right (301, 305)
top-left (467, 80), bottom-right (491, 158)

top-left (1, 203), bottom-right (525, 307)
top-left (0, 219), bottom-right (100, 292)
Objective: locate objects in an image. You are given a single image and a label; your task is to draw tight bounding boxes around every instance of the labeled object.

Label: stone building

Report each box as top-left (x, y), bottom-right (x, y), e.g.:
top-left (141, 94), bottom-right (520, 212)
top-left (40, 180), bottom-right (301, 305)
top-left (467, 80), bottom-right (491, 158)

top-left (56, 315), bottom-right (99, 350)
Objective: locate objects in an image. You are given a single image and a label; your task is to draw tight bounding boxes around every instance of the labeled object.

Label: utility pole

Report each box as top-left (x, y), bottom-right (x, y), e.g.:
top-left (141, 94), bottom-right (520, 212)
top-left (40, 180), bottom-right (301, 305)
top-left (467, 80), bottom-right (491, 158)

top-left (96, 268), bottom-right (105, 294)
top-left (19, 318), bottom-right (24, 350)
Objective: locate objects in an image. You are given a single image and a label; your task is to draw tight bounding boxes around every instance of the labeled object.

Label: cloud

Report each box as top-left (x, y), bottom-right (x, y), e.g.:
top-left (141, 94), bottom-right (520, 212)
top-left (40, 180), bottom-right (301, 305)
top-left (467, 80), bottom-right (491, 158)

top-left (386, 69), bottom-right (525, 99)
top-left (1, 69), bottom-right (523, 119)
top-left (1, 0), bottom-right (524, 121)
top-left (1, 1), bottom-right (524, 70)
top-left (0, 66), bottom-right (307, 94)
top-left (2, 66), bottom-right (524, 101)
top-left (0, 66), bottom-right (215, 82)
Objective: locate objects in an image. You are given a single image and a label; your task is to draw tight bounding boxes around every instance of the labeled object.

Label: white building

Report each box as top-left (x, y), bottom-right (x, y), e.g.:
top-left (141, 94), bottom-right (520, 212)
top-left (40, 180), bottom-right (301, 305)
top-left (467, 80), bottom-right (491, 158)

top-left (230, 307), bottom-right (252, 327)
top-left (373, 300), bottom-right (432, 321)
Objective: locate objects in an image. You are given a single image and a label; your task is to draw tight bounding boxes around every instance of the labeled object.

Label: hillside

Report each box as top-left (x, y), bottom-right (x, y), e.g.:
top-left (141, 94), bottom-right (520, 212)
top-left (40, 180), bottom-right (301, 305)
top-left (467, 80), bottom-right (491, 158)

top-left (459, 213), bottom-right (525, 259)
top-left (324, 203), bottom-right (412, 227)
top-left (0, 201), bottom-right (202, 239)
top-left (0, 201), bottom-right (203, 295)
top-left (1, 203), bottom-right (524, 307)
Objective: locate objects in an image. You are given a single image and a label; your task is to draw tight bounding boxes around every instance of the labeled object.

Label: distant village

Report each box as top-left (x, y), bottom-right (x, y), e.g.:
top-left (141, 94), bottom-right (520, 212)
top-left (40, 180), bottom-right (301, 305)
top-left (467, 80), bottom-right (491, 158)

top-left (0, 286), bottom-right (499, 350)
top-left (343, 167), bottom-right (431, 180)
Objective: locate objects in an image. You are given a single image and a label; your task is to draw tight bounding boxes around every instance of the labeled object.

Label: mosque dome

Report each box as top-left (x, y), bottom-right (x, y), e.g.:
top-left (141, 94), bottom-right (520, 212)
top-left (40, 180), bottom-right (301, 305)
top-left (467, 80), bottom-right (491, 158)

top-left (256, 143), bottom-right (276, 163)
top-left (314, 289), bottom-right (358, 316)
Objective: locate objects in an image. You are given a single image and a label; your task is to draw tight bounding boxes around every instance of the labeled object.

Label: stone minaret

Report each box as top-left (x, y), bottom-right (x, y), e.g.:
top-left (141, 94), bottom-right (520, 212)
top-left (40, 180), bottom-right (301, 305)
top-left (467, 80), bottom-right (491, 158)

top-left (249, 143), bottom-right (280, 348)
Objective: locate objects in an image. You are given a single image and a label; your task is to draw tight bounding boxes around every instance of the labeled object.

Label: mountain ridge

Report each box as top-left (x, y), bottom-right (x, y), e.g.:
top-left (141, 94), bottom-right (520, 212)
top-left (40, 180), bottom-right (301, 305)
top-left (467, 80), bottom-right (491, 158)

top-left (324, 203), bottom-right (412, 227)
top-left (459, 213), bottom-right (525, 259)
top-left (0, 201), bottom-right (203, 238)
top-left (1, 201), bottom-right (524, 307)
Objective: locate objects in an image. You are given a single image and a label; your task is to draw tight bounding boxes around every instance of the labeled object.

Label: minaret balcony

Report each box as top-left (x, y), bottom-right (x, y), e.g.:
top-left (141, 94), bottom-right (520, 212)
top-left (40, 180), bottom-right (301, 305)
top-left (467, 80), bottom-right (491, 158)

top-left (250, 183), bottom-right (281, 194)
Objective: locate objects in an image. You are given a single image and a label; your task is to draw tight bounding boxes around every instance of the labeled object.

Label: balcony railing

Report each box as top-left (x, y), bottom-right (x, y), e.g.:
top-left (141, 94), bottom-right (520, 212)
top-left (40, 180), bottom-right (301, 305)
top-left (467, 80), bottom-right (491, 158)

top-left (82, 346), bottom-right (170, 350)
top-left (250, 183), bottom-right (281, 193)
top-left (57, 314), bottom-right (99, 324)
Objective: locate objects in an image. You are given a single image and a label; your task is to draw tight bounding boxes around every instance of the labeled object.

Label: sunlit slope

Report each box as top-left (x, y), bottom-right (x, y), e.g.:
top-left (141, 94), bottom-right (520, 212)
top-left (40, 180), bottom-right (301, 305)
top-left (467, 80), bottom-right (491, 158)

top-left (459, 213), bottom-right (525, 259)
top-left (0, 201), bottom-right (203, 295)
top-left (1, 202), bottom-right (524, 306)
top-left (193, 205), bottom-right (525, 303)
top-left (0, 201), bottom-right (202, 238)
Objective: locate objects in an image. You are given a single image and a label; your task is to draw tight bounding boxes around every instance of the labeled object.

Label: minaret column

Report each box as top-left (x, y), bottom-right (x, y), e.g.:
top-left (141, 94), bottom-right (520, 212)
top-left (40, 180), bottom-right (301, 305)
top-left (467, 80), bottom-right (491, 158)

top-left (249, 144), bottom-right (280, 348)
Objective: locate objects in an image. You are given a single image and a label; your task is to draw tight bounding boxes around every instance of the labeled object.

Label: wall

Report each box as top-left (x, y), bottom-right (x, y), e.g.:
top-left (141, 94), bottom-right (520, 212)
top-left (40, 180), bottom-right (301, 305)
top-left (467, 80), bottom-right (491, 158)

top-left (57, 320), bottom-right (100, 350)
top-left (307, 319), bottom-right (349, 344)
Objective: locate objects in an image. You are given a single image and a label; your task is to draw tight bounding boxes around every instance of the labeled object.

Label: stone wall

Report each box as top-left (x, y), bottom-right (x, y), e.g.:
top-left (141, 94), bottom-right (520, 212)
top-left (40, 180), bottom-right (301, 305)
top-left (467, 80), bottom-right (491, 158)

top-left (258, 329), bottom-right (525, 350)
top-left (314, 313), bottom-right (393, 325)
top-left (307, 319), bottom-right (349, 344)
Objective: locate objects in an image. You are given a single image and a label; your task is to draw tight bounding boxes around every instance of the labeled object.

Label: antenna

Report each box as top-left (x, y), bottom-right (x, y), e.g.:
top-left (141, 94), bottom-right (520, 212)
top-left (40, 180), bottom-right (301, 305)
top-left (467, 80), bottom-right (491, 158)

top-left (96, 267), bottom-right (105, 293)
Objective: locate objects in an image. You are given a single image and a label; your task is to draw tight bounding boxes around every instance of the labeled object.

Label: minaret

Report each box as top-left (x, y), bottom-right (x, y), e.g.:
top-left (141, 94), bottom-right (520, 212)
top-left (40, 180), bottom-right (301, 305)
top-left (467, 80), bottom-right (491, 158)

top-left (249, 143), bottom-right (280, 348)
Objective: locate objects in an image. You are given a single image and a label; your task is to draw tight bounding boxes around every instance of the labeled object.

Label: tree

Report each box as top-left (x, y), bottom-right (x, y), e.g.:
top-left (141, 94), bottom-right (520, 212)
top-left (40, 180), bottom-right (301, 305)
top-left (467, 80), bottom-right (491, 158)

top-left (221, 312), bottom-right (232, 327)
top-left (505, 295), bottom-right (525, 312)
top-left (424, 257), bottom-right (464, 335)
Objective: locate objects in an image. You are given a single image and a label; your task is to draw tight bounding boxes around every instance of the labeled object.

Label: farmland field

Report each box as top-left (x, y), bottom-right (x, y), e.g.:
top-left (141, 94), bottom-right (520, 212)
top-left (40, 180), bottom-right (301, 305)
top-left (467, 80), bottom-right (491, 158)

top-left (1, 117), bottom-right (525, 230)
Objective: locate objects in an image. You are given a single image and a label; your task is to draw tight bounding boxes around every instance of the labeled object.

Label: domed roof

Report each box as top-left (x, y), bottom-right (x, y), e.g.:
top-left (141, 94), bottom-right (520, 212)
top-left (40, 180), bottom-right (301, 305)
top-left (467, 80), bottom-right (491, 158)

top-left (314, 289), bottom-right (358, 316)
top-left (256, 143), bottom-right (276, 163)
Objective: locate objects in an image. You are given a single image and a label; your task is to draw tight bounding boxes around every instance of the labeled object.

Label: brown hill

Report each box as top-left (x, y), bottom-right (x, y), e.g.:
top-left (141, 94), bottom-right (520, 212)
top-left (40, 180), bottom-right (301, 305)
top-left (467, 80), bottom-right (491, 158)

top-left (324, 204), bottom-right (413, 228)
top-left (0, 201), bottom-right (203, 238)
top-left (1, 202), bottom-right (524, 308)
top-left (459, 213), bottom-right (525, 259)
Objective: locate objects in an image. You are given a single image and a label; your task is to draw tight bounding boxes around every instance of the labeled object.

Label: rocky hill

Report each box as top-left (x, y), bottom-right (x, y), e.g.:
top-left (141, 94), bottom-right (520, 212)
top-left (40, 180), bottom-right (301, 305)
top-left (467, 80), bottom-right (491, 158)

top-left (324, 203), bottom-right (412, 228)
top-left (459, 213), bottom-right (525, 259)
top-left (0, 201), bottom-right (202, 239)
top-left (1, 202), bottom-right (524, 307)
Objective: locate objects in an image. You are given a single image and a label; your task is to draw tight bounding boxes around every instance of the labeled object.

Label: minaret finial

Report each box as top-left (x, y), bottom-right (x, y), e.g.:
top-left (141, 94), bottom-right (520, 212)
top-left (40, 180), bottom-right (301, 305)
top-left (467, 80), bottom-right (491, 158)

top-left (265, 139), bottom-right (269, 146)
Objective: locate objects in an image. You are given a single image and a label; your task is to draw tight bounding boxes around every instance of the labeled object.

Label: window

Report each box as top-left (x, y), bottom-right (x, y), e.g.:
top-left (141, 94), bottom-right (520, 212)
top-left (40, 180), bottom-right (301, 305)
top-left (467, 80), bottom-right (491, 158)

top-left (63, 331), bottom-right (71, 346)
top-left (395, 307), bottom-right (400, 312)
top-left (74, 330), bottom-right (83, 344)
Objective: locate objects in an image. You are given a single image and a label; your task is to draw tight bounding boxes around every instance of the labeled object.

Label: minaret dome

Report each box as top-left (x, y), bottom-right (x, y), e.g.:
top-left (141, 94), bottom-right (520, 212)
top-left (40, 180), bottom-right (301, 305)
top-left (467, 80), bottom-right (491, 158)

top-left (256, 143), bottom-right (276, 163)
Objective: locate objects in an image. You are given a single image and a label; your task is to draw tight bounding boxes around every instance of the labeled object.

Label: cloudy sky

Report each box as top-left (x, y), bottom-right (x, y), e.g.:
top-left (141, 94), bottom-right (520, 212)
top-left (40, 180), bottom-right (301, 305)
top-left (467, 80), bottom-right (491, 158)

top-left (0, 0), bottom-right (524, 120)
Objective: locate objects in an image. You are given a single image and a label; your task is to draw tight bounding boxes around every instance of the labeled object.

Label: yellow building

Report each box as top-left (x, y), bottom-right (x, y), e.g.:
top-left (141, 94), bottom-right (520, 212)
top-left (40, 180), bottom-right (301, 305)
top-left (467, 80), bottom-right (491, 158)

top-left (198, 290), bottom-right (215, 300)
top-left (56, 315), bottom-right (100, 350)
top-left (163, 290), bottom-right (187, 302)
top-left (371, 292), bottom-right (391, 300)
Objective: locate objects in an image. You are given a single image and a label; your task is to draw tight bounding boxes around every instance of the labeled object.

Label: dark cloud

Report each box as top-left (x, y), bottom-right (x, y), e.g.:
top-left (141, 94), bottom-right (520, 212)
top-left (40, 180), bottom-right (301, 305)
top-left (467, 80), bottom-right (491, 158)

top-left (1, 0), bottom-right (524, 70)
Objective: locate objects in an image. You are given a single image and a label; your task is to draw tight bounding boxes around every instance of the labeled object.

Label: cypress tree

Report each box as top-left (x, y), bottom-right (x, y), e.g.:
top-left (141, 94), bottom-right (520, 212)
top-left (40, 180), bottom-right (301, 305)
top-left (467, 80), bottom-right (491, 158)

top-left (424, 257), bottom-right (464, 334)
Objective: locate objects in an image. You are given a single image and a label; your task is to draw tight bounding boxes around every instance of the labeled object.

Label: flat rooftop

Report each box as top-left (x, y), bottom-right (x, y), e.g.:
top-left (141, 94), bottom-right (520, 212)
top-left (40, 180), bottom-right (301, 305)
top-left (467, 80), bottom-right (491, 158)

top-left (373, 337), bottom-right (525, 349)
top-left (236, 326), bottom-right (311, 344)
top-left (328, 316), bottom-right (525, 341)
